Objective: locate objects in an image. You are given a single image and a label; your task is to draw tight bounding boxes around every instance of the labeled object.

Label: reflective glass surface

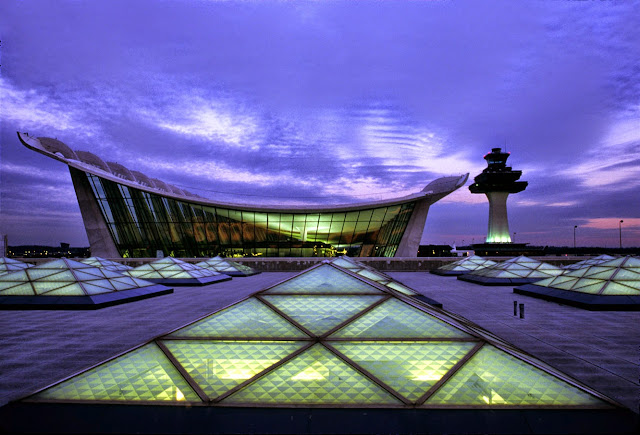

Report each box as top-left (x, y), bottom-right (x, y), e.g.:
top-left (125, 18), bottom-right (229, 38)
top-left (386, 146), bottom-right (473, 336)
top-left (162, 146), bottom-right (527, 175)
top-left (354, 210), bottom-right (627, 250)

top-left (86, 173), bottom-right (416, 258)
top-left (426, 346), bottom-right (602, 405)
top-left (222, 344), bottom-right (401, 405)
top-left (35, 344), bottom-right (199, 402)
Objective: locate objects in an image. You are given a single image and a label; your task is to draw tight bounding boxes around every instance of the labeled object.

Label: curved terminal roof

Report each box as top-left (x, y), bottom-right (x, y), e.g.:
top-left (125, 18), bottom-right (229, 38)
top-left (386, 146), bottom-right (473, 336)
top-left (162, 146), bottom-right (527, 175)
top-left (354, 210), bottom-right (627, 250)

top-left (75, 150), bottom-right (111, 173)
top-left (37, 137), bottom-right (78, 160)
top-left (17, 132), bottom-right (469, 212)
top-left (106, 161), bottom-right (137, 182)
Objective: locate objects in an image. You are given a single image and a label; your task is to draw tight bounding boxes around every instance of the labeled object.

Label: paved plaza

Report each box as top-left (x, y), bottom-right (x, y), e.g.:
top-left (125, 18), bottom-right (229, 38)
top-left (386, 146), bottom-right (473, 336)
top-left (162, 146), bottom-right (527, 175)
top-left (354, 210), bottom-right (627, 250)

top-left (0, 271), bottom-right (638, 414)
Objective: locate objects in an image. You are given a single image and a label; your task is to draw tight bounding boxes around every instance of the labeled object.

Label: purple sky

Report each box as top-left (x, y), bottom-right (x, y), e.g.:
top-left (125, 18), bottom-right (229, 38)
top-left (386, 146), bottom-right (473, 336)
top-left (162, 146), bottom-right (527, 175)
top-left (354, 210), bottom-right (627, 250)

top-left (1, 0), bottom-right (639, 248)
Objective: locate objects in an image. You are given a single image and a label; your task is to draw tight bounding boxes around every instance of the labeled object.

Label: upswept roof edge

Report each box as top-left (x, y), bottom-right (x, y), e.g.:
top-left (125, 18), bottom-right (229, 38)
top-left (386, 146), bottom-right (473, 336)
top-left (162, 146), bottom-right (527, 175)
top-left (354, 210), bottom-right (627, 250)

top-left (17, 132), bottom-right (468, 213)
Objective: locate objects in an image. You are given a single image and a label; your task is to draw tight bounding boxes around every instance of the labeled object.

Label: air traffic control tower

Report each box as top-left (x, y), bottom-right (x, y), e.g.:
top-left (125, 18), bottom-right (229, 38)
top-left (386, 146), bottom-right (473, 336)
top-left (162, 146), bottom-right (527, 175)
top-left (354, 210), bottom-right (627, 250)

top-left (470, 148), bottom-right (527, 244)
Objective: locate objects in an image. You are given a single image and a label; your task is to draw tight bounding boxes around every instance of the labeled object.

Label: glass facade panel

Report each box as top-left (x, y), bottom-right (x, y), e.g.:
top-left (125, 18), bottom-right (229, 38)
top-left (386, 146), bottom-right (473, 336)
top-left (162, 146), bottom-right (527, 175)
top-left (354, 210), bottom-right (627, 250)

top-left (263, 265), bottom-right (385, 295)
top-left (168, 299), bottom-right (309, 339)
top-left (426, 346), bottom-right (602, 406)
top-left (332, 341), bottom-right (476, 401)
top-left (163, 340), bottom-right (306, 400)
top-left (331, 299), bottom-right (472, 339)
top-left (223, 344), bottom-right (400, 405)
top-left (35, 344), bottom-right (199, 402)
top-left (86, 173), bottom-right (416, 258)
top-left (262, 295), bottom-right (385, 336)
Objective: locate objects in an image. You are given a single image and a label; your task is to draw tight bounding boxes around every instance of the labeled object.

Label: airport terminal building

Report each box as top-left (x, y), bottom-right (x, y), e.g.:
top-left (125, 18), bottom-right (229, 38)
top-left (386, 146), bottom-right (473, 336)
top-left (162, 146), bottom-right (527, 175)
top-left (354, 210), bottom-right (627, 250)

top-left (18, 133), bottom-right (467, 258)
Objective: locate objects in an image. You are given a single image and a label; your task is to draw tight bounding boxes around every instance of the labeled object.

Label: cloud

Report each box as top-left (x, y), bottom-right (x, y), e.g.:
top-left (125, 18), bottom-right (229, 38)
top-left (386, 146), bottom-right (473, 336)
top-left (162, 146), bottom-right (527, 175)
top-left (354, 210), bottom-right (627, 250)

top-left (582, 218), bottom-right (640, 230)
top-left (0, 162), bottom-right (70, 183)
top-left (564, 113), bottom-right (640, 190)
top-left (135, 94), bottom-right (263, 149)
top-left (0, 77), bottom-right (82, 134)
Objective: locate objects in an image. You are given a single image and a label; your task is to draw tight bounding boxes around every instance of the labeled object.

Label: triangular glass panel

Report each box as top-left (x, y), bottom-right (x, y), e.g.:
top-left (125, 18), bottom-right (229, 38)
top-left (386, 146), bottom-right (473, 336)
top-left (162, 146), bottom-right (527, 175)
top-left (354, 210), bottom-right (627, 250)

top-left (551, 279), bottom-right (579, 290)
top-left (38, 259), bottom-right (68, 269)
top-left (583, 267), bottom-right (613, 277)
top-left (98, 269), bottom-right (125, 278)
top-left (163, 340), bottom-right (307, 400)
top-left (546, 276), bottom-right (574, 286)
top-left (110, 280), bottom-right (137, 291)
top-left (567, 268), bottom-right (589, 278)
top-left (599, 258), bottom-right (626, 267)
top-left (385, 281), bottom-right (416, 296)
top-left (356, 269), bottom-right (386, 282)
top-left (41, 270), bottom-right (76, 282)
top-left (331, 258), bottom-right (359, 270)
top-left (532, 277), bottom-right (554, 287)
top-left (263, 265), bottom-right (384, 294)
top-left (112, 277), bottom-right (139, 286)
top-left (168, 298), bottom-right (309, 339)
top-left (426, 345), bottom-right (604, 406)
top-left (72, 270), bottom-right (105, 281)
top-left (32, 281), bottom-right (71, 294)
top-left (571, 279), bottom-right (606, 291)
top-left (613, 269), bottom-right (640, 280)
top-left (601, 282), bottom-right (640, 295)
top-left (82, 282), bottom-right (114, 295)
top-left (0, 270), bottom-right (28, 282)
top-left (43, 284), bottom-right (85, 296)
top-left (0, 283), bottom-right (35, 295)
top-left (34, 344), bottom-right (199, 402)
top-left (568, 283), bottom-right (603, 294)
top-left (262, 295), bottom-right (385, 336)
top-left (330, 299), bottom-right (471, 339)
top-left (88, 279), bottom-right (116, 289)
top-left (587, 271), bottom-right (616, 280)
top-left (613, 280), bottom-right (640, 290)
top-left (332, 341), bottom-right (476, 402)
top-left (494, 271), bottom-right (521, 278)
top-left (170, 271), bottom-right (192, 279)
top-left (25, 268), bottom-right (61, 280)
top-left (131, 277), bottom-right (155, 287)
top-left (222, 344), bottom-right (400, 405)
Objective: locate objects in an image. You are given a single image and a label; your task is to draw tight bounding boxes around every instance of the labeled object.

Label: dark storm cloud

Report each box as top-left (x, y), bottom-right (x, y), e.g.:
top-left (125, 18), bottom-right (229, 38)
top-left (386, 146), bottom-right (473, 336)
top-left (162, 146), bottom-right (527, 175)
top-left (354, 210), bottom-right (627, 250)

top-left (1, 0), bottom-right (639, 246)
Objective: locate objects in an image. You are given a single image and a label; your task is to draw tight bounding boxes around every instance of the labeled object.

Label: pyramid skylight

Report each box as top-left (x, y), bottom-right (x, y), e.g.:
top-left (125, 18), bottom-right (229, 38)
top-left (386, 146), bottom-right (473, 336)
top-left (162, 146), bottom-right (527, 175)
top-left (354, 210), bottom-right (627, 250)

top-left (195, 256), bottom-right (259, 277)
top-left (0, 258), bottom-right (171, 309)
top-left (563, 255), bottom-right (616, 271)
top-left (515, 256), bottom-right (640, 310)
top-left (431, 255), bottom-right (497, 276)
top-left (81, 256), bottom-right (133, 272)
top-left (124, 257), bottom-right (231, 286)
top-left (0, 257), bottom-right (33, 275)
top-left (25, 261), bottom-right (614, 412)
top-left (458, 255), bottom-right (564, 285)
top-left (329, 256), bottom-right (419, 296)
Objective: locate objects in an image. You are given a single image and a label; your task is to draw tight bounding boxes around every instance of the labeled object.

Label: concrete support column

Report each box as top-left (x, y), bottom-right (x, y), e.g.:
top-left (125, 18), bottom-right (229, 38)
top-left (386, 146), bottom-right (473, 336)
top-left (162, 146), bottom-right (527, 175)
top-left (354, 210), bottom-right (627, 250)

top-left (396, 199), bottom-right (430, 257)
top-left (486, 191), bottom-right (511, 243)
top-left (69, 167), bottom-right (121, 258)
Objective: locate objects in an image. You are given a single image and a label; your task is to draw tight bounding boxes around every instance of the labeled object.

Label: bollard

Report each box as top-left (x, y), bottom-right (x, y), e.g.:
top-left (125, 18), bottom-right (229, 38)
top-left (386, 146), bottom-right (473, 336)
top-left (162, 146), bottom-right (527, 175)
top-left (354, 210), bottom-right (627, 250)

top-left (519, 303), bottom-right (525, 319)
top-left (513, 301), bottom-right (518, 316)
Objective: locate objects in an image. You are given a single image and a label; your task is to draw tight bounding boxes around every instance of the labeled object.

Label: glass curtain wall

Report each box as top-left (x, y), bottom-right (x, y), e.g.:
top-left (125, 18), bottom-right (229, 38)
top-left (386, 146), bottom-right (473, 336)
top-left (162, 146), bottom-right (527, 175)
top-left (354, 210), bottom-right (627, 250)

top-left (86, 173), bottom-right (415, 258)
